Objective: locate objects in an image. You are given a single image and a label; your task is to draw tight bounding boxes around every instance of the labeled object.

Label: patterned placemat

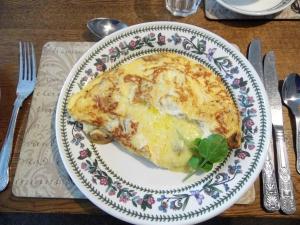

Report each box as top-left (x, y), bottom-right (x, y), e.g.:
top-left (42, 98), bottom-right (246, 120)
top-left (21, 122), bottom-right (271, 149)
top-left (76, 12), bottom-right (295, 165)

top-left (12, 42), bottom-right (94, 199)
top-left (205, 0), bottom-right (300, 20)
top-left (12, 41), bottom-right (255, 204)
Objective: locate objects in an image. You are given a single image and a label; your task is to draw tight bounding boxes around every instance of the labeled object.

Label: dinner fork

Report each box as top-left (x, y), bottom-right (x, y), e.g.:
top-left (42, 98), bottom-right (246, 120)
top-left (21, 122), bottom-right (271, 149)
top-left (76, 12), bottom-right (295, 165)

top-left (0, 42), bottom-right (36, 191)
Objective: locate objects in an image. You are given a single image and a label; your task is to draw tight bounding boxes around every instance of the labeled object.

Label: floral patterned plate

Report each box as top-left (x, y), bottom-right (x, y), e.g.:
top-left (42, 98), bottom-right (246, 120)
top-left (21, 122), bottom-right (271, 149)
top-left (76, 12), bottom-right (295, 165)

top-left (55, 22), bottom-right (271, 225)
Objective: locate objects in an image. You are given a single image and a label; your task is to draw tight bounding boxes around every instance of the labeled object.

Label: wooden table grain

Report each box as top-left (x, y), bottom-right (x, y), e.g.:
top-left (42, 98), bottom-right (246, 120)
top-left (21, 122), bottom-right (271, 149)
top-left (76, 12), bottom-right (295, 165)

top-left (0, 0), bottom-right (300, 221)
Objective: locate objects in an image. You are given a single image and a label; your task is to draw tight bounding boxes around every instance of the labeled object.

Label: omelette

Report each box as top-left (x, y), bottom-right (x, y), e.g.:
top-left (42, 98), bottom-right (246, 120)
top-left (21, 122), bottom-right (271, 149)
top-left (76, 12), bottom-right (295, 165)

top-left (68, 52), bottom-right (241, 172)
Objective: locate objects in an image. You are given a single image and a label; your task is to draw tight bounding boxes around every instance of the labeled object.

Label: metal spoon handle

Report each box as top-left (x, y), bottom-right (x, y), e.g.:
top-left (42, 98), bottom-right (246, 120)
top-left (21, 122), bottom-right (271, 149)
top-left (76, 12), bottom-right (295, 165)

top-left (295, 116), bottom-right (300, 174)
top-left (262, 138), bottom-right (280, 211)
top-left (275, 128), bottom-right (296, 214)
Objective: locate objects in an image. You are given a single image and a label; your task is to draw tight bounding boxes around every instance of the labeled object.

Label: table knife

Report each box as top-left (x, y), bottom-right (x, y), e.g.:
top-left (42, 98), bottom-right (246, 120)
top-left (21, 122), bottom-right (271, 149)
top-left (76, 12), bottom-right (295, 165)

top-left (248, 39), bottom-right (280, 212)
top-left (263, 51), bottom-right (296, 214)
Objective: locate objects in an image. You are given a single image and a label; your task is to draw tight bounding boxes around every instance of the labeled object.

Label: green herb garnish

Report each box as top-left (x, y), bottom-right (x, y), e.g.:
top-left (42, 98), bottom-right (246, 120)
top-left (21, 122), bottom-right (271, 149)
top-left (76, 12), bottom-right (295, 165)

top-left (183, 134), bottom-right (229, 181)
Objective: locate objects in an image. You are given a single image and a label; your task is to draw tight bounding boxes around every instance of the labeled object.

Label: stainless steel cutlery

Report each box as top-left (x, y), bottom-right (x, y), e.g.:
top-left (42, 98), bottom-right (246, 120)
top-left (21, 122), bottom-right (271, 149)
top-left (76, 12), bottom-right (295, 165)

top-left (282, 73), bottom-right (300, 175)
top-left (248, 39), bottom-right (280, 212)
top-left (248, 39), bottom-right (296, 214)
top-left (0, 42), bottom-right (36, 192)
top-left (263, 51), bottom-right (296, 214)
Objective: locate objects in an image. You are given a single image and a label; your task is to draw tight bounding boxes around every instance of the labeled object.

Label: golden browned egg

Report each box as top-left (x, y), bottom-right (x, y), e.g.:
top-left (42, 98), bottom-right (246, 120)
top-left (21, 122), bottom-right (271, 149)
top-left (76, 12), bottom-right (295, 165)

top-left (68, 52), bottom-right (241, 172)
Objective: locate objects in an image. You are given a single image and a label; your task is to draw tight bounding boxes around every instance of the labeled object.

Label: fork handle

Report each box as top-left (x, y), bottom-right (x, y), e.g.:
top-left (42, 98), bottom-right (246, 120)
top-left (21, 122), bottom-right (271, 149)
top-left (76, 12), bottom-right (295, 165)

top-left (0, 96), bottom-right (23, 191)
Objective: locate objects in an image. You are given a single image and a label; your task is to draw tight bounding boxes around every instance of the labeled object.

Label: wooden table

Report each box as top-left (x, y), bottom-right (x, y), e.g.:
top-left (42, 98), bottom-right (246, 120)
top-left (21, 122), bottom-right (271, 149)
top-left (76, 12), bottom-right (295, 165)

top-left (0, 0), bottom-right (300, 222)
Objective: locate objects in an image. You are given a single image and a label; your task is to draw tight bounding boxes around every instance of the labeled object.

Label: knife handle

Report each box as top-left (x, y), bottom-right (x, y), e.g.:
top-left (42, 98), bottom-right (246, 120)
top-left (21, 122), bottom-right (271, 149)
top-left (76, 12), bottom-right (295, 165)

top-left (274, 128), bottom-right (296, 214)
top-left (261, 138), bottom-right (280, 212)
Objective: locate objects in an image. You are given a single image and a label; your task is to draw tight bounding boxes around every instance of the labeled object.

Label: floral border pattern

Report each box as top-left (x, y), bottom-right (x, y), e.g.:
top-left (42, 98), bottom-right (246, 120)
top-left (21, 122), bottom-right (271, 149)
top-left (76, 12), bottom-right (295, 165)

top-left (65, 30), bottom-right (258, 212)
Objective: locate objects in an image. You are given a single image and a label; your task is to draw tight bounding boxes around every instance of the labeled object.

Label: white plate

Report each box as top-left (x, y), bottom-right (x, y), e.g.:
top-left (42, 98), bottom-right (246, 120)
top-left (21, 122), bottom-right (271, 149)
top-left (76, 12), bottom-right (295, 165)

top-left (55, 21), bottom-right (271, 225)
top-left (216, 0), bottom-right (294, 16)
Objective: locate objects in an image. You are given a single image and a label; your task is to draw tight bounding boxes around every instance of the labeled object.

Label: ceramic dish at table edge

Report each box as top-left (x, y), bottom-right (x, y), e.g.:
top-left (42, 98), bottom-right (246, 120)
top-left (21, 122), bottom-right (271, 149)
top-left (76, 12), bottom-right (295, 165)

top-left (216, 0), bottom-right (294, 16)
top-left (55, 21), bottom-right (271, 225)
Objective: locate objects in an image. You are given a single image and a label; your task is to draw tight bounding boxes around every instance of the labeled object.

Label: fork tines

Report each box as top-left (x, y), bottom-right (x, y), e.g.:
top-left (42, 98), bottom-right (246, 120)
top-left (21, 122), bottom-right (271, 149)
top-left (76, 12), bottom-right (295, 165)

top-left (19, 41), bottom-right (36, 83)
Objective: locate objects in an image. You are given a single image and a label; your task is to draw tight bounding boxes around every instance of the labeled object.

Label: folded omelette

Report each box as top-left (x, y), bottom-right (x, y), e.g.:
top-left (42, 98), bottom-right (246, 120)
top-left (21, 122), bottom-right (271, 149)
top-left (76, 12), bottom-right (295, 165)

top-left (68, 52), bottom-right (241, 172)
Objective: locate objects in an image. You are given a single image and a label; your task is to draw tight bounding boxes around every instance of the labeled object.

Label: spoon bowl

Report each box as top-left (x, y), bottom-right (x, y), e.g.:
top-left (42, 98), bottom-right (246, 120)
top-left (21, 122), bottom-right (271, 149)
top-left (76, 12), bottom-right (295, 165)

top-left (282, 73), bottom-right (300, 174)
top-left (87, 18), bottom-right (128, 40)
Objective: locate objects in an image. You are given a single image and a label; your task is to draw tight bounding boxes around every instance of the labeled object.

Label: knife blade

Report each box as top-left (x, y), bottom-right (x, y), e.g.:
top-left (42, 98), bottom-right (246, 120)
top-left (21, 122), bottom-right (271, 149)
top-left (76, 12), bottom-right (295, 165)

top-left (248, 39), bottom-right (280, 212)
top-left (248, 39), bottom-right (264, 79)
top-left (263, 51), bottom-right (296, 214)
top-left (263, 52), bottom-right (285, 127)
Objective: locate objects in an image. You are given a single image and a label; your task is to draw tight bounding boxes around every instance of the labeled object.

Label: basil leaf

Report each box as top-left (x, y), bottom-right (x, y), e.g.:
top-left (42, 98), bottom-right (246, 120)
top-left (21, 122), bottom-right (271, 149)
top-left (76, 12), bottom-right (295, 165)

top-left (190, 138), bottom-right (202, 153)
top-left (183, 134), bottom-right (229, 182)
top-left (188, 156), bottom-right (200, 170)
top-left (197, 134), bottom-right (228, 163)
top-left (199, 161), bottom-right (213, 172)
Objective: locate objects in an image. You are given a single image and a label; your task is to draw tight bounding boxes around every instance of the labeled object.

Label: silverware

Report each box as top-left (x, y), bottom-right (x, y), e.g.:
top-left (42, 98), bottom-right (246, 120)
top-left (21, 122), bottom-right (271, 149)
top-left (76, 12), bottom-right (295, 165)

top-left (0, 42), bottom-right (36, 192)
top-left (282, 73), bottom-right (300, 174)
top-left (263, 51), bottom-right (296, 214)
top-left (87, 18), bottom-right (128, 40)
top-left (248, 39), bottom-right (280, 212)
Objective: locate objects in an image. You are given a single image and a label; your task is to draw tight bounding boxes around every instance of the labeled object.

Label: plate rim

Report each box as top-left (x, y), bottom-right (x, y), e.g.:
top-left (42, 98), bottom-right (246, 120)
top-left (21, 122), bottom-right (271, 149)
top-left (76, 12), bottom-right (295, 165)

top-left (55, 21), bottom-right (271, 225)
top-left (216, 0), bottom-right (294, 16)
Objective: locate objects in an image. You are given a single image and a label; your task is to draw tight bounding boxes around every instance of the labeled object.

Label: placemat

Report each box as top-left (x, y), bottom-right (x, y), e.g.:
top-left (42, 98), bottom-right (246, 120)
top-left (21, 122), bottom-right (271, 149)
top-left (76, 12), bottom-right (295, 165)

top-left (12, 42), bottom-right (94, 199)
top-left (205, 0), bottom-right (300, 20)
top-left (12, 41), bottom-right (255, 204)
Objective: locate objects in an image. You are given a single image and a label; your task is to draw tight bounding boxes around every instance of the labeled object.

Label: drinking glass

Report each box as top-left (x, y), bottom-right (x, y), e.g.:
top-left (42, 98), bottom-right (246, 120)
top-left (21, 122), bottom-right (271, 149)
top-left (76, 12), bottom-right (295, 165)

top-left (165, 0), bottom-right (202, 17)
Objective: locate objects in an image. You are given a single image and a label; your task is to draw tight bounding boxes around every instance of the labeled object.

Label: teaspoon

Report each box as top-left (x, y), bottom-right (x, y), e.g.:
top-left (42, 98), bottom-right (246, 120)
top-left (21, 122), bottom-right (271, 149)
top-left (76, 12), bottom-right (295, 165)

top-left (87, 18), bottom-right (128, 40)
top-left (282, 73), bottom-right (300, 174)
